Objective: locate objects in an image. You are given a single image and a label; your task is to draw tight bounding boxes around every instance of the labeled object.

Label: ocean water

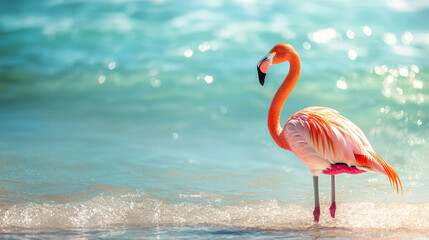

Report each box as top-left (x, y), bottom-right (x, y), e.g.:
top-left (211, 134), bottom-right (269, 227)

top-left (1, 0), bottom-right (429, 238)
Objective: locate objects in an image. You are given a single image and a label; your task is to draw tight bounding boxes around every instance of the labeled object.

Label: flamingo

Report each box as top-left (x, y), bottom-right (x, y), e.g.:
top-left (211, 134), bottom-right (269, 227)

top-left (256, 43), bottom-right (402, 222)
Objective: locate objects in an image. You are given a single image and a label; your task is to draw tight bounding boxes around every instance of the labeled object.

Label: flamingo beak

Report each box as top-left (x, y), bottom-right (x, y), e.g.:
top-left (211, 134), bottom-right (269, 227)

top-left (257, 53), bottom-right (275, 86)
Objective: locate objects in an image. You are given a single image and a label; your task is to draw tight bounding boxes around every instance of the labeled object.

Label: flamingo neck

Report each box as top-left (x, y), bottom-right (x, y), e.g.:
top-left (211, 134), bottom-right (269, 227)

top-left (268, 54), bottom-right (301, 150)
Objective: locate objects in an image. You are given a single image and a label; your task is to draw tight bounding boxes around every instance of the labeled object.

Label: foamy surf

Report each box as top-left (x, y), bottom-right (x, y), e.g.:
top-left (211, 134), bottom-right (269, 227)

top-left (1, 194), bottom-right (428, 233)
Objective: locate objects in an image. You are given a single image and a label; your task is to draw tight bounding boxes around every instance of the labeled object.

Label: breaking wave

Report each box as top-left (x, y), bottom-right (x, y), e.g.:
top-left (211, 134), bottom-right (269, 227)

top-left (1, 194), bottom-right (428, 233)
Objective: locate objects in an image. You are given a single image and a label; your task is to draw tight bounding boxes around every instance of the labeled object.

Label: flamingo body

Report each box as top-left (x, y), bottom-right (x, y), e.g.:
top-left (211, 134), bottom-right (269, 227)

top-left (284, 107), bottom-right (400, 190)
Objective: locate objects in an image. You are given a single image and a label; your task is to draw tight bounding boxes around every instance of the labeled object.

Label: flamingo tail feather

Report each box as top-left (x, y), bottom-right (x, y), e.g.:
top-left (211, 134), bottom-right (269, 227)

top-left (356, 152), bottom-right (403, 195)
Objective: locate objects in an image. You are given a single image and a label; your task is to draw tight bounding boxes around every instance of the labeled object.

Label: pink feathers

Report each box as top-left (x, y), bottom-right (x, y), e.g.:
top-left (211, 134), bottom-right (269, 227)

top-left (284, 107), bottom-right (402, 194)
top-left (322, 164), bottom-right (366, 175)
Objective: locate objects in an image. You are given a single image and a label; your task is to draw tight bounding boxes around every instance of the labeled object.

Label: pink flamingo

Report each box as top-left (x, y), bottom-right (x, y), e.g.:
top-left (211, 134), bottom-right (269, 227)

top-left (257, 43), bottom-right (402, 222)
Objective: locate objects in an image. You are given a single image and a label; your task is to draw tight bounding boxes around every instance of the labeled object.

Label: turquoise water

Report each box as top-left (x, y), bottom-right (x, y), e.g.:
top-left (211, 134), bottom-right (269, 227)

top-left (1, 0), bottom-right (429, 238)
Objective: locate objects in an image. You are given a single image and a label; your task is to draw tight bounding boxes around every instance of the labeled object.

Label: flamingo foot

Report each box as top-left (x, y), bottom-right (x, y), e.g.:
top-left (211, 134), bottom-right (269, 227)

top-left (313, 206), bottom-right (320, 222)
top-left (330, 201), bottom-right (336, 218)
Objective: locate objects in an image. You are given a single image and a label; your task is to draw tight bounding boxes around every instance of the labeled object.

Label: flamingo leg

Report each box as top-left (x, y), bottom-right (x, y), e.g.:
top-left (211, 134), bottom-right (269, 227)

top-left (313, 176), bottom-right (320, 222)
top-left (330, 175), bottom-right (336, 218)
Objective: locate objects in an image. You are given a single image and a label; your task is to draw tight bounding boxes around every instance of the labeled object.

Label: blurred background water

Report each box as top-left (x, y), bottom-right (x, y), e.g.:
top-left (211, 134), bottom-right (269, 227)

top-left (1, 0), bottom-right (429, 238)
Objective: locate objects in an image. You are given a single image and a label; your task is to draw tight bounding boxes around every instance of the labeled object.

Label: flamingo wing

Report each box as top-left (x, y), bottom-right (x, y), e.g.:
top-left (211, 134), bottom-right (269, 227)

top-left (285, 107), bottom-right (402, 193)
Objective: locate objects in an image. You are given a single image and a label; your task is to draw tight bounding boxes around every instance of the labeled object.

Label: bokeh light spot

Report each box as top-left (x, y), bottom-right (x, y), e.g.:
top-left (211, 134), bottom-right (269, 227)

top-left (363, 26), bottom-right (372, 36)
top-left (198, 42), bottom-right (210, 52)
top-left (348, 49), bottom-right (357, 60)
top-left (108, 62), bottom-right (116, 70)
top-left (303, 41), bottom-right (311, 50)
top-left (150, 78), bottom-right (161, 88)
top-left (336, 78), bottom-right (347, 89)
top-left (98, 75), bottom-right (106, 84)
top-left (204, 75), bottom-right (213, 84)
top-left (184, 49), bottom-right (193, 57)
top-left (401, 31), bottom-right (413, 44)
top-left (308, 28), bottom-right (337, 44)
top-left (384, 33), bottom-right (397, 45)
top-left (172, 132), bottom-right (178, 140)
top-left (411, 65), bottom-right (419, 73)
top-left (346, 29), bottom-right (355, 39)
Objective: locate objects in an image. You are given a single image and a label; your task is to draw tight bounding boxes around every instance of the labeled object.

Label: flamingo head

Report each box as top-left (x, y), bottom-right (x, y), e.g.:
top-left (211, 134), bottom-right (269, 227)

top-left (257, 43), bottom-right (296, 86)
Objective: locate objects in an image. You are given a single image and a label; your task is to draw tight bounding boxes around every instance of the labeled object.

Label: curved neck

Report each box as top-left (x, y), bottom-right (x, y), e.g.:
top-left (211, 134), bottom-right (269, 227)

top-left (268, 54), bottom-right (301, 150)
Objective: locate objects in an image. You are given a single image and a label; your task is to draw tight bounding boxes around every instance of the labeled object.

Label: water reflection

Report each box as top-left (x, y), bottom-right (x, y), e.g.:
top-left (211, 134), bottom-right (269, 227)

top-left (384, 33), bottom-right (398, 45)
top-left (348, 49), bottom-right (357, 60)
top-left (363, 26), bottom-right (372, 36)
top-left (184, 49), bottom-right (193, 57)
top-left (308, 28), bottom-right (337, 44)
top-left (379, 64), bottom-right (426, 105)
top-left (98, 75), bottom-right (106, 84)
top-left (198, 42), bottom-right (211, 52)
top-left (150, 78), bottom-right (162, 88)
top-left (303, 41), bottom-right (311, 51)
top-left (336, 77), bottom-right (347, 90)
top-left (346, 29), bottom-right (355, 39)
top-left (401, 31), bottom-right (413, 44)
top-left (204, 75), bottom-right (214, 84)
top-left (108, 62), bottom-right (117, 70)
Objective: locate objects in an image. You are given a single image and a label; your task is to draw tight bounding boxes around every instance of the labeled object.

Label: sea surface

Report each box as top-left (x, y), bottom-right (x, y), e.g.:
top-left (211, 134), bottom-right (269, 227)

top-left (1, 0), bottom-right (429, 239)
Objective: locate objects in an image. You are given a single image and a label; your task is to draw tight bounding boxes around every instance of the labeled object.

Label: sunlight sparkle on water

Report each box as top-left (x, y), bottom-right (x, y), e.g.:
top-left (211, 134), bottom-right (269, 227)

top-left (375, 65), bottom-right (389, 75)
top-left (204, 75), bottom-right (213, 84)
top-left (396, 87), bottom-right (403, 95)
top-left (150, 78), bottom-right (161, 88)
top-left (398, 65), bottom-right (409, 77)
top-left (336, 77), bottom-right (347, 89)
top-left (389, 68), bottom-right (399, 77)
top-left (198, 42), bottom-right (210, 52)
top-left (348, 49), bottom-right (357, 60)
top-left (98, 75), bottom-right (106, 84)
top-left (346, 29), bottom-right (355, 39)
top-left (303, 41), bottom-right (311, 50)
top-left (172, 132), bottom-right (178, 140)
top-left (384, 33), bottom-right (398, 45)
top-left (363, 26), bottom-right (372, 36)
top-left (108, 62), bottom-right (116, 70)
top-left (184, 49), bottom-right (193, 57)
top-left (379, 106), bottom-right (391, 113)
top-left (412, 79), bottom-right (423, 89)
top-left (401, 31), bottom-right (413, 44)
top-left (308, 28), bottom-right (337, 44)
top-left (417, 119), bottom-right (423, 126)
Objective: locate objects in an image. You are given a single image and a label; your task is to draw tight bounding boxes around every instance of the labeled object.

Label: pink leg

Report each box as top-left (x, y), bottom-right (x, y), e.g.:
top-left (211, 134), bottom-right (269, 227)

top-left (313, 176), bottom-right (320, 222)
top-left (330, 201), bottom-right (336, 218)
top-left (313, 206), bottom-right (320, 222)
top-left (330, 175), bottom-right (336, 218)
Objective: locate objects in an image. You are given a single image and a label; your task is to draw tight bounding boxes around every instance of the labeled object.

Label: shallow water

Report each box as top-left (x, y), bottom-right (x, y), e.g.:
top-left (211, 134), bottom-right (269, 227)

top-left (1, 0), bottom-right (429, 238)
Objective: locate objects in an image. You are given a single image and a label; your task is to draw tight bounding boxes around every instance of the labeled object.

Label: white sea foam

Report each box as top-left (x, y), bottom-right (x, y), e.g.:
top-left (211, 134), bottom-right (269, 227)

top-left (1, 195), bottom-right (429, 233)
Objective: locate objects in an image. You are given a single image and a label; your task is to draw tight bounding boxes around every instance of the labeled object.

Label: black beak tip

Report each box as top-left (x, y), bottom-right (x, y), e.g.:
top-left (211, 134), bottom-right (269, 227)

top-left (257, 67), bottom-right (266, 86)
